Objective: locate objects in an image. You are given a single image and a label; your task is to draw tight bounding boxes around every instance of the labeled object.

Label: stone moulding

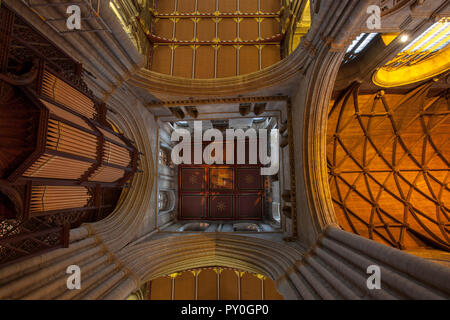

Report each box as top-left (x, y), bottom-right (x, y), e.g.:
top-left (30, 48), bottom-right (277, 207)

top-left (130, 46), bottom-right (312, 97)
top-left (118, 234), bottom-right (304, 284)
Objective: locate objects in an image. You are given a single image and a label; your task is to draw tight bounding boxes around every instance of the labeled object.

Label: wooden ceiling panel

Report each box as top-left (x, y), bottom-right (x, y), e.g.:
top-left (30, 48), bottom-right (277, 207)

top-left (154, 18), bottom-right (174, 39)
top-left (173, 46), bottom-right (193, 78)
top-left (180, 195), bottom-right (206, 219)
top-left (217, 46), bottom-right (237, 78)
top-left (209, 195), bottom-right (234, 219)
top-left (219, 0), bottom-right (237, 14)
top-left (175, 19), bottom-right (194, 41)
top-left (150, 1), bottom-right (281, 78)
top-left (239, 1), bottom-right (259, 13)
top-left (195, 46), bottom-right (215, 79)
top-left (197, 269), bottom-right (218, 300)
top-left (152, 45), bottom-right (172, 75)
top-left (197, 19), bottom-right (216, 41)
top-left (220, 269), bottom-right (239, 300)
top-left (241, 272), bottom-right (262, 300)
top-left (240, 18), bottom-right (258, 41)
top-left (177, 0), bottom-right (196, 13)
top-left (174, 272), bottom-right (195, 300)
top-left (148, 267), bottom-right (283, 300)
top-left (264, 278), bottom-right (284, 300)
top-left (260, 0), bottom-right (280, 13)
top-left (156, 0), bottom-right (175, 14)
top-left (239, 45), bottom-right (259, 75)
top-left (150, 276), bottom-right (172, 300)
top-left (261, 45), bottom-right (280, 69)
top-left (260, 18), bottom-right (280, 39)
top-left (197, 0), bottom-right (216, 13)
top-left (218, 19), bottom-right (237, 41)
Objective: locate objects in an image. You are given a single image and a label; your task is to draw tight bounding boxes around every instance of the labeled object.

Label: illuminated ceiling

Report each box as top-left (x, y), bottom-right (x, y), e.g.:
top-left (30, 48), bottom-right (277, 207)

top-left (344, 33), bottom-right (378, 63)
top-left (139, 266), bottom-right (283, 300)
top-left (108, 0), bottom-right (312, 78)
top-left (373, 17), bottom-right (450, 87)
top-left (147, 0), bottom-right (282, 78)
top-left (327, 81), bottom-right (450, 251)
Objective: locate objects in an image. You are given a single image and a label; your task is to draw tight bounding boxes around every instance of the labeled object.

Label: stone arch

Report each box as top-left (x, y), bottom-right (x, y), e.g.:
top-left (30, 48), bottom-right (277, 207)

top-left (80, 83), bottom-right (157, 252)
top-left (116, 234), bottom-right (304, 298)
top-left (158, 189), bottom-right (175, 214)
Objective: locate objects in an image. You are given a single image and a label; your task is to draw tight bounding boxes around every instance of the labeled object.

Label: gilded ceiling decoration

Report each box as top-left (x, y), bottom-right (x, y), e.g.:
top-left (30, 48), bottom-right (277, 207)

top-left (327, 81), bottom-right (450, 251)
top-left (147, 0), bottom-right (283, 78)
top-left (217, 201), bottom-right (227, 212)
top-left (145, 266), bottom-right (283, 300)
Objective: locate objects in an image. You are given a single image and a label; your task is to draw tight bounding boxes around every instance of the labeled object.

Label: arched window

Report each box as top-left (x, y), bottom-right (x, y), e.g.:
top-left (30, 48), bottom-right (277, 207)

top-left (158, 150), bottom-right (164, 165)
top-left (158, 192), bottom-right (168, 210)
top-left (158, 190), bottom-right (175, 214)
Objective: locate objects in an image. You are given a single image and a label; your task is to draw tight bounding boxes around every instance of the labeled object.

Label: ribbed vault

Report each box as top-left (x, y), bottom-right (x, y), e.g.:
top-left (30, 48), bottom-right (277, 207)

top-left (327, 80), bottom-right (450, 250)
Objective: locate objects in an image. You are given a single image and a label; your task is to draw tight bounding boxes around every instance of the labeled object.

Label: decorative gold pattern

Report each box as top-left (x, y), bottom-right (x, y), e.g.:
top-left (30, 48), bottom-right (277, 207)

top-left (149, 0), bottom-right (282, 78)
top-left (189, 174), bottom-right (198, 185)
top-left (217, 201), bottom-right (226, 212)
